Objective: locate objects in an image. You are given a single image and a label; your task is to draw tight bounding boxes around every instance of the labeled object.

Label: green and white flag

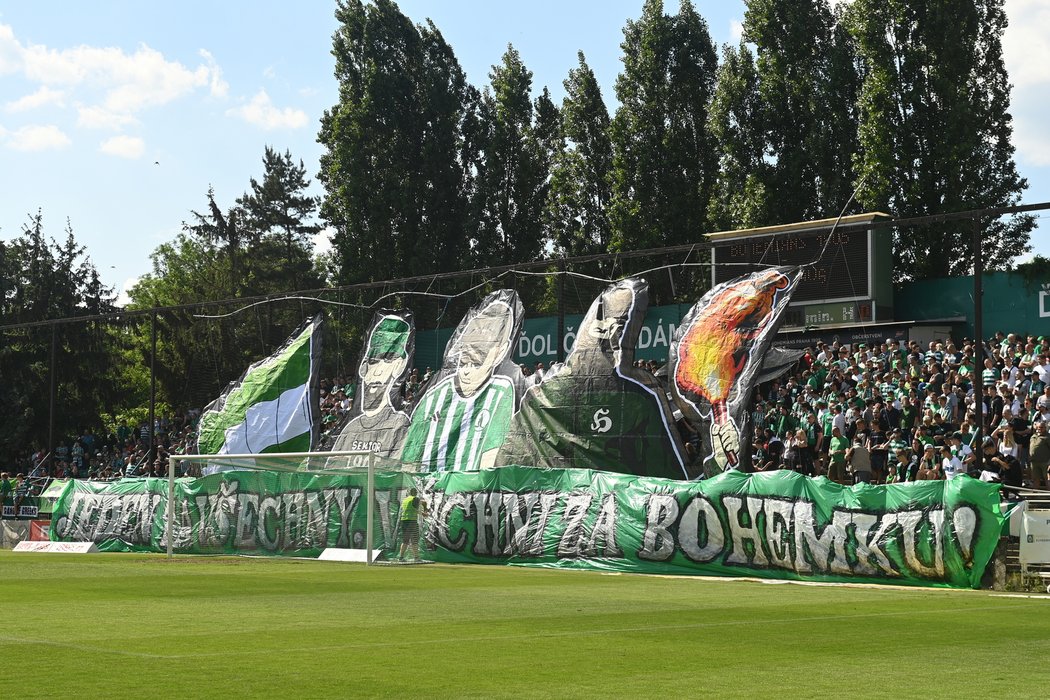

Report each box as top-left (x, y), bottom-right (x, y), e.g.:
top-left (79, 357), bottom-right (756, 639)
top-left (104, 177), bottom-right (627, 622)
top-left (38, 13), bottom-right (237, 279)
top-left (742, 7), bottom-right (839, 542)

top-left (197, 315), bottom-right (323, 458)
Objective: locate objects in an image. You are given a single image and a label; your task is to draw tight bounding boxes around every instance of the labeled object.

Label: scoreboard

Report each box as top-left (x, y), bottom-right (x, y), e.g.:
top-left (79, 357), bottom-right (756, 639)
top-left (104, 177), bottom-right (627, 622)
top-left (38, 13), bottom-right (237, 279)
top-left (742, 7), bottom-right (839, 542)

top-left (709, 213), bottom-right (893, 326)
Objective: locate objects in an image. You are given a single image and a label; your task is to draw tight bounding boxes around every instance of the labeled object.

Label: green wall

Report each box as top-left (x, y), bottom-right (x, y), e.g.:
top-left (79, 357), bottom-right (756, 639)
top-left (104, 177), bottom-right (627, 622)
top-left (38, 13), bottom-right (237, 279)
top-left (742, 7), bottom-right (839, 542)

top-left (411, 271), bottom-right (1050, 372)
top-left (894, 271), bottom-right (1050, 339)
top-left (415, 303), bottom-right (693, 371)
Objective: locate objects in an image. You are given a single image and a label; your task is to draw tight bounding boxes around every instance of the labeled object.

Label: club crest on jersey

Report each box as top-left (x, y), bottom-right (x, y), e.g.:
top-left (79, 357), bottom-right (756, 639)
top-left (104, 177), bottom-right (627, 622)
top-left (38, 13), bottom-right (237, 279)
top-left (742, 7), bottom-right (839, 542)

top-left (591, 408), bottom-right (612, 433)
top-left (430, 409), bottom-right (441, 423)
top-left (474, 409), bottom-right (491, 429)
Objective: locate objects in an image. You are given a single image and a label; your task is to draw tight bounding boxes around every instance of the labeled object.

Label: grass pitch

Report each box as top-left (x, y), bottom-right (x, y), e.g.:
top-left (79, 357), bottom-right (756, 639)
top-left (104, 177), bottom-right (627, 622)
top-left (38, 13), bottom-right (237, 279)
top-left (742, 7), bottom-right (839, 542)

top-left (1, 552), bottom-right (1048, 698)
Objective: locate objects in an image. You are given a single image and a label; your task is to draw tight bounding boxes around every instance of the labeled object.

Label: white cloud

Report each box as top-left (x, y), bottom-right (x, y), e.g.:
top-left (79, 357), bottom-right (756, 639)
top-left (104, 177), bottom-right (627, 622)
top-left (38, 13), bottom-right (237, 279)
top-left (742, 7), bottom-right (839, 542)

top-left (263, 65), bottom-right (277, 80)
top-left (115, 277), bottom-right (140, 308)
top-left (729, 19), bottom-right (743, 44)
top-left (1003, 0), bottom-right (1050, 167)
top-left (313, 226), bottom-right (334, 257)
top-left (5, 85), bottom-right (64, 112)
top-left (8, 27), bottom-right (223, 116)
top-left (1013, 120), bottom-right (1050, 167)
top-left (199, 49), bottom-right (229, 98)
top-left (1003, 0), bottom-right (1050, 89)
top-left (76, 104), bottom-right (140, 130)
top-left (4, 124), bottom-right (71, 151)
top-left (99, 134), bottom-right (145, 159)
top-left (226, 90), bottom-right (308, 130)
top-left (0, 23), bottom-right (23, 75)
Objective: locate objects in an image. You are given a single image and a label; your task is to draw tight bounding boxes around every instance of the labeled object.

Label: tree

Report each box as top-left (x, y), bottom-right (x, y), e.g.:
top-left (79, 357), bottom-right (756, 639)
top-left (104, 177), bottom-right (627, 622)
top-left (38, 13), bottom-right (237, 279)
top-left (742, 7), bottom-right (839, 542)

top-left (608, 0), bottom-right (719, 251)
top-left (408, 20), bottom-right (475, 276)
top-left (470, 45), bottom-right (552, 268)
top-left (238, 147), bottom-right (321, 288)
top-left (846, 0), bottom-right (1032, 279)
top-left (548, 52), bottom-right (614, 258)
top-left (135, 174), bottom-right (326, 408)
top-left (0, 213), bottom-right (121, 462)
top-left (745, 0), bottom-right (859, 223)
top-left (319, 0), bottom-right (474, 284)
top-left (184, 187), bottom-right (246, 297)
top-left (708, 1), bottom-right (861, 232)
top-left (707, 42), bottom-right (769, 231)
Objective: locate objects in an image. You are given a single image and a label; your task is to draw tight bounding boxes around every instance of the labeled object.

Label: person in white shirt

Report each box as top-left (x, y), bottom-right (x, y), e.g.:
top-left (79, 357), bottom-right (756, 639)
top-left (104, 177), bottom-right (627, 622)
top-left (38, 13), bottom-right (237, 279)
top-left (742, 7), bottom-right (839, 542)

top-left (940, 444), bottom-right (964, 480)
top-left (1035, 358), bottom-right (1050, 386)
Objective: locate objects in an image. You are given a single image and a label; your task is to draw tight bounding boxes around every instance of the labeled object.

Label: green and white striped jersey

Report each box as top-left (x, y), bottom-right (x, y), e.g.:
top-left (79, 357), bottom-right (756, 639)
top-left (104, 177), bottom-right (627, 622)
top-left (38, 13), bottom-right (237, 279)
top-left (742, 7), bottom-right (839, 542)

top-left (401, 374), bottom-right (516, 471)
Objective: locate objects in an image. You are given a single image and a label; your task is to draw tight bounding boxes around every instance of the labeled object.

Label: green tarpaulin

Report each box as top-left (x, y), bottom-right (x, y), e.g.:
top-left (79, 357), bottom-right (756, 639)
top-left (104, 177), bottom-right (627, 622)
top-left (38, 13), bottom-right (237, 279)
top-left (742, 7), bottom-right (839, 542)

top-left (49, 468), bottom-right (1004, 589)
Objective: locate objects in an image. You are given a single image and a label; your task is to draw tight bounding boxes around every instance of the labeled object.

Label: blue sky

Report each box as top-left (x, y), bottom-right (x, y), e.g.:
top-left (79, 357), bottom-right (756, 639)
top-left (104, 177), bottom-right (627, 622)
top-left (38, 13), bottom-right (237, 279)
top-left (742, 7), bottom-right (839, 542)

top-left (1, 0), bottom-right (1047, 305)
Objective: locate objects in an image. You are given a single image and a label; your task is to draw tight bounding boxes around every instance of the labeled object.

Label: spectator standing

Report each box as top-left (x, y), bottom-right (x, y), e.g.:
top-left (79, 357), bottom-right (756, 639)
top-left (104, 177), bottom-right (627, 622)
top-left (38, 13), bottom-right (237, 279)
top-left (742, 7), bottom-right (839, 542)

top-left (1029, 421), bottom-right (1050, 490)
top-left (827, 426), bottom-right (849, 485)
top-left (848, 438), bottom-right (872, 484)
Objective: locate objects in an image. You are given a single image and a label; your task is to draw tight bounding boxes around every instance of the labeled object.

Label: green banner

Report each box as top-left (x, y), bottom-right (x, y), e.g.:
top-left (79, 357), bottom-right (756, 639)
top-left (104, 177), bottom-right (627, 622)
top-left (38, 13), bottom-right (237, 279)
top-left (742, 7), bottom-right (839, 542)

top-left (422, 468), bottom-right (1003, 588)
top-left (50, 469), bottom-right (1004, 588)
top-left (49, 472), bottom-right (414, 557)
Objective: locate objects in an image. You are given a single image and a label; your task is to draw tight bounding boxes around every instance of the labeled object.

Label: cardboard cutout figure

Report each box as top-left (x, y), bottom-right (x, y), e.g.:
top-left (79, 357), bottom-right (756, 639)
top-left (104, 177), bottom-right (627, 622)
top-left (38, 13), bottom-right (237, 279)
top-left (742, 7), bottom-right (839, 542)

top-left (401, 290), bottom-right (524, 471)
top-left (328, 311), bottom-right (414, 467)
top-left (496, 278), bottom-right (689, 479)
top-left (670, 267), bottom-right (801, 473)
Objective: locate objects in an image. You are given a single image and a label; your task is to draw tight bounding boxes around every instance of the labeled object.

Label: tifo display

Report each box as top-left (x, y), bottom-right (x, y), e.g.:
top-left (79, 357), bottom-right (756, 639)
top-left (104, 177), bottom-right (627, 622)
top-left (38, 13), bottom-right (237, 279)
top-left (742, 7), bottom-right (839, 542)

top-left (189, 268), bottom-right (800, 481)
top-left (26, 263), bottom-right (1043, 591)
top-left (49, 465), bottom-right (1004, 589)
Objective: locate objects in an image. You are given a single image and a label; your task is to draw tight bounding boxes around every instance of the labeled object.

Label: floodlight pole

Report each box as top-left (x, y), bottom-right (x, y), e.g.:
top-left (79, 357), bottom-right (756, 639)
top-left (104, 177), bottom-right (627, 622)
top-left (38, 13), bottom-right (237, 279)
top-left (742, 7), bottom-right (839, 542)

top-left (47, 325), bottom-right (56, 475)
top-left (972, 217), bottom-right (984, 473)
top-left (149, 311), bottom-right (157, 461)
top-left (166, 455), bottom-right (175, 559)
top-left (557, 259), bottom-right (566, 363)
top-left (366, 451), bottom-right (375, 565)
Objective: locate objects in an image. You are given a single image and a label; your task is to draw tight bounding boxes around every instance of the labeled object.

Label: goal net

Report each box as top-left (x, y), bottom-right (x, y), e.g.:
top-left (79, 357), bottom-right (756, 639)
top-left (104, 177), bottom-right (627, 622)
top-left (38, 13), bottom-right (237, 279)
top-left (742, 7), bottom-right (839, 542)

top-left (166, 451), bottom-right (424, 563)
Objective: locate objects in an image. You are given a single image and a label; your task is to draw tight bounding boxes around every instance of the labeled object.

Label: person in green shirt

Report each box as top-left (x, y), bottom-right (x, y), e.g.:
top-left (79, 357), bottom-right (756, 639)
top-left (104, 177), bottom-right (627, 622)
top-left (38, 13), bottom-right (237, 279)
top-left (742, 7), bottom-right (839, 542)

top-left (771, 405), bottom-right (798, 440)
top-left (828, 426), bottom-right (849, 485)
top-left (397, 488), bottom-right (428, 562)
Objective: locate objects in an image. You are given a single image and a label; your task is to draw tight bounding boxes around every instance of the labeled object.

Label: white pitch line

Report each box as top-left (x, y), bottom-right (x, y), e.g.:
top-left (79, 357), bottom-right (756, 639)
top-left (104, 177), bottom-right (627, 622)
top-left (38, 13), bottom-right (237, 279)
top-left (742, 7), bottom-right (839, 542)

top-left (0, 635), bottom-right (171, 659)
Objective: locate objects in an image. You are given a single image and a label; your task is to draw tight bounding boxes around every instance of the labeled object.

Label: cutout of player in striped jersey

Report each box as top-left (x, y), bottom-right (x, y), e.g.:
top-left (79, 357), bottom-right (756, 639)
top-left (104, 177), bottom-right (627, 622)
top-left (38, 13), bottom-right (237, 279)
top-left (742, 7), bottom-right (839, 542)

top-left (401, 290), bottom-right (524, 471)
top-left (495, 278), bottom-right (689, 479)
top-left (328, 311), bottom-right (414, 468)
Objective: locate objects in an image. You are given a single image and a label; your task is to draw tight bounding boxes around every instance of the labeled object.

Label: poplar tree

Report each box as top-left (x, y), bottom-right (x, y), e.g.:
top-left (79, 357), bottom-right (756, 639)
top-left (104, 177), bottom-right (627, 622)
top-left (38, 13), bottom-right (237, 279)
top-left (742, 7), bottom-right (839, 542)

top-left (548, 52), bottom-right (614, 258)
top-left (709, 0), bottom-right (859, 231)
top-left (470, 45), bottom-right (552, 268)
top-left (846, 0), bottom-right (1032, 279)
top-left (318, 0), bottom-right (473, 283)
top-left (608, 0), bottom-right (718, 250)
top-left (708, 43), bottom-right (768, 231)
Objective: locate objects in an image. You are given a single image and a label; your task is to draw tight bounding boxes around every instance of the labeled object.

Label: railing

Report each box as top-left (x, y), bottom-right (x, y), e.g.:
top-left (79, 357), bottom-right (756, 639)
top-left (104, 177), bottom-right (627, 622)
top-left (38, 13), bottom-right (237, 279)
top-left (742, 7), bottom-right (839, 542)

top-left (1002, 485), bottom-right (1050, 592)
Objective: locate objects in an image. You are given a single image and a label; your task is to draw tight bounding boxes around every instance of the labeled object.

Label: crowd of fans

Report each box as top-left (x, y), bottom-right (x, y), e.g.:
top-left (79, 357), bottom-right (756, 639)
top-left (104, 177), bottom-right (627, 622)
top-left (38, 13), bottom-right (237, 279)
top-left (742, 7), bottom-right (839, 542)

top-left (4, 332), bottom-right (1050, 516)
top-left (749, 332), bottom-right (1050, 496)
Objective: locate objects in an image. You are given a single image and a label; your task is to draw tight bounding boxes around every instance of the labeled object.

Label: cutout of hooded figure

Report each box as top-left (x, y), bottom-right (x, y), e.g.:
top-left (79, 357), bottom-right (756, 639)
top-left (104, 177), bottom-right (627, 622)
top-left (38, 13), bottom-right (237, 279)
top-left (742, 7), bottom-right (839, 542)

top-left (496, 278), bottom-right (688, 479)
top-left (328, 311), bottom-right (414, 467)
top-left (401, 290), bottom-right (524, 471)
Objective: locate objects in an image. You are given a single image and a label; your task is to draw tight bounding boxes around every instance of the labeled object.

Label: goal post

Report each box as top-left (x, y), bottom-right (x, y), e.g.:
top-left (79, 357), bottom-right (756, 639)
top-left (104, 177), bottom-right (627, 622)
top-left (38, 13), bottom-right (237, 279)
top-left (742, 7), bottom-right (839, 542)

top-left (166, 450), bottom-right (418, 562)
